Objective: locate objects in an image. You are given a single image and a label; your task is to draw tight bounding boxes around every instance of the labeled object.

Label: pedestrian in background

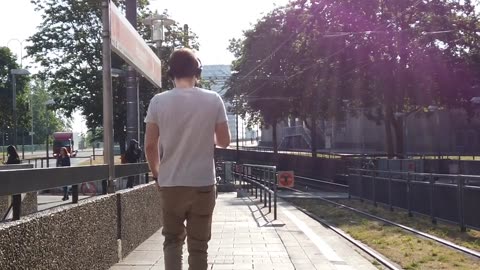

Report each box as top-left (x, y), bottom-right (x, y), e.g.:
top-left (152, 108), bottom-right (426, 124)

top-left (5, 145), bottom-right (21, 165)
top-left (144, 48), bottom-right (231, 270)
top-left (57, 147), bottom-right (71, 201)
top-left (124, 139), bottom-right (142, 188)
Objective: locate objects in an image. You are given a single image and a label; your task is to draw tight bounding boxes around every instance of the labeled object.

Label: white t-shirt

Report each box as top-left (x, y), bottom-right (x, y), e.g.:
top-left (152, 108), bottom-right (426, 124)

top-left (144, 87), bottom-right (228, 187)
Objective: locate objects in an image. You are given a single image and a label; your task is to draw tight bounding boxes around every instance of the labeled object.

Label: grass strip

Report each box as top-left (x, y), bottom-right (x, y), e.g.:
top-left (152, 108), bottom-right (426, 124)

top-left (336, 199), bottom-right (480, 252)
top-left (290, 198), bottom-right (480, 270)
top-left (77, 156), bottom-right (122, 166)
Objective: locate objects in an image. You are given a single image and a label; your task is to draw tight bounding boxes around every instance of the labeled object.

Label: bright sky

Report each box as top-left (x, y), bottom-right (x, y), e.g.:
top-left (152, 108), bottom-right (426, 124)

top-left (0, 0), bottom-right (289, 133)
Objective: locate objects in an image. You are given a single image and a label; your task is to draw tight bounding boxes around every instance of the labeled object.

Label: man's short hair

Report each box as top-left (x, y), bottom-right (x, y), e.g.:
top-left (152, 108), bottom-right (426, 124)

top-left (167, 48), bottom-right (202, 79)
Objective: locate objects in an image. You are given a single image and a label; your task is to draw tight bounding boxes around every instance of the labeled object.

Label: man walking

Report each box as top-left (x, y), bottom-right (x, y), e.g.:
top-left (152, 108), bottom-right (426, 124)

top-left (144, 48), bottom-right (231, 270)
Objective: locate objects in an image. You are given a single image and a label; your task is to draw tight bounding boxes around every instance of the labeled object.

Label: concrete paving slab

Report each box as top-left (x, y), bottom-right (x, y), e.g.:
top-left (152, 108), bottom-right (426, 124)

top-left (110, 193), bottom-right (378, 270)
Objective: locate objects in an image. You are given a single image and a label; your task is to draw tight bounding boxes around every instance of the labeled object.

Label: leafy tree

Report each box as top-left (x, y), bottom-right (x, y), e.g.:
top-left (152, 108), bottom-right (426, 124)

top-left (0, 46), bottom-right (31, 145)
top-left (30, 80), bottom-right (66, 144)
top-left (225, 7), bottom-right (296, 154)
top-left (227, 0), bottom-right (480, 158)
top-left (27, 0), bottom-right (200, 153)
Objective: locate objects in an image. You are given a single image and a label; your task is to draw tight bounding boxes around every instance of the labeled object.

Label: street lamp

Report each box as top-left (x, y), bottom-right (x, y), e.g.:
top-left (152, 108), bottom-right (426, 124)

top-left (10, 69), bottom-right (30, 150)
top-left (143, 12), bottom-right (175, 55)
top-left (7, 39), bottom-right (25, 68)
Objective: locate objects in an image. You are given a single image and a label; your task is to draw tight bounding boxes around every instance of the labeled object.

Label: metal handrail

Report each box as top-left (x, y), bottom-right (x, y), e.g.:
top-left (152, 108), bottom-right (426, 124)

top-left (0, 163), bottom-right (150, 221)
top-left (231, 163), bottom-right (278, 220)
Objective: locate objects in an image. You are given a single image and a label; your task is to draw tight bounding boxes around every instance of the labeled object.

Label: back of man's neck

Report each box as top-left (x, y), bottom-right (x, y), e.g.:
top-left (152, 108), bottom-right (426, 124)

top-left (174, 78), bottom-right (196, 89)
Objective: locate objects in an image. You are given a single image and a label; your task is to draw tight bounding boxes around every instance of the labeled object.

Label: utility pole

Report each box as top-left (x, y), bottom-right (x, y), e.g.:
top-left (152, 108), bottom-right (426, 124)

top-left (102, 0), bottom-right (115, 193)
top-left (12, 73), bottom-right (17, 147)
top-left (235, 94), bottom-right (240, 162)
top-left (126, 0), bottom-right (138, 147)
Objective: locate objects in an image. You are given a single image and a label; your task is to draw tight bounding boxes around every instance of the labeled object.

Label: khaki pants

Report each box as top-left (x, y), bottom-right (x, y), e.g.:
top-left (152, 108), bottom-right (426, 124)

top-left (159, 185), bottom-right (216, 270)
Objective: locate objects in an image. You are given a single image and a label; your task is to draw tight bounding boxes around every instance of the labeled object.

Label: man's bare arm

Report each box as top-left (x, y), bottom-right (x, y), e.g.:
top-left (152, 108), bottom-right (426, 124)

top-left (145, 122), bottom-right (160, 178)
top-left (215, 121), bottom-right (231, 148)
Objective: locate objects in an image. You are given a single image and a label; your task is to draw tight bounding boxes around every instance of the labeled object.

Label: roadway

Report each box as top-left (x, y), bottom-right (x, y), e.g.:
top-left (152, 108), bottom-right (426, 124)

top-left (23, 148), bottom-right (104, 168)
top-left (37, 195), bottom-right (92, 212)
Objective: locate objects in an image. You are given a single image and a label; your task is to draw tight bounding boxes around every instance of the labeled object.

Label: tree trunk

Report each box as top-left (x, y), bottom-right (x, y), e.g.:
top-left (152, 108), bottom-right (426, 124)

top-left (392, 117), bottom-right (405, 158)
top-left (384, 106), bottom-right (395, 159)
top-left (311, 117), bottom-right (317, 158)
top-left (272, 118), bottom-right (278, 154)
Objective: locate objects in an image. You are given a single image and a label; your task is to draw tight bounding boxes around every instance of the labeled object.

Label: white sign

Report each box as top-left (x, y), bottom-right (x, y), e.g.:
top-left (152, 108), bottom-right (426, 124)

top-left (110, 3), bottom-right (162, 88)
top-left (29, 132), bottom-right (35, 135)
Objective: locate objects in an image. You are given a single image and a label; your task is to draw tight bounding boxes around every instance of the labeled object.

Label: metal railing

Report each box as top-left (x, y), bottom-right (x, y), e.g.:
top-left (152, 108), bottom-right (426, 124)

top-left (231, 163), bottom-right (278, 220)
top-left (228, 146), bottom-right (394, 159)
top-left (348, 168), bottom-right (480, 231)
top-left (0, 163), bottom-right (150, 221)
top-left (23, 155), bottom-right (99, 168)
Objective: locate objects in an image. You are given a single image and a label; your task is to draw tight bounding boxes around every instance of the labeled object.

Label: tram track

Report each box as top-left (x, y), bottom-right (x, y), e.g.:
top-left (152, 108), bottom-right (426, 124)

top-left (280, 178), bottom-right (480, 261)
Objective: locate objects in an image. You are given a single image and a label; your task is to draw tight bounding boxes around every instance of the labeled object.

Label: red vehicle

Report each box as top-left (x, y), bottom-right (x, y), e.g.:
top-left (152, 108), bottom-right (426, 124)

top-left (53, 132), bottom-right (77, 157)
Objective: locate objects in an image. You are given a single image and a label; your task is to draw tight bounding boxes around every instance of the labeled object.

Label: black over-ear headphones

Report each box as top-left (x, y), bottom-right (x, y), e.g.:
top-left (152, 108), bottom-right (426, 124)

top-left (195, 57), bottom-right (203, 78)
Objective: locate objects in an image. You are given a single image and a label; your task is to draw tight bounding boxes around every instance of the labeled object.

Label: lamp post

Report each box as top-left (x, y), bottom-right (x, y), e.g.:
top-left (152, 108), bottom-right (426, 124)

top-left (7, 39), bottom-right (30, 156)
top-left (7, 39), bottom-right (25, 68)
top-left (235, 96), bottom-right (240, 161)
top-left (10, 69), bottom-right (30, 150)
top-left (30, 97), bottom-right (34, 155)
top-left (44, 99), bottom-right (55, 168)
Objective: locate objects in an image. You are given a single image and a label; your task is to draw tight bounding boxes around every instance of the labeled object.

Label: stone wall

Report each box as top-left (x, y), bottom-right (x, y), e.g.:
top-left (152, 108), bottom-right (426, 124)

top-left (0, 195), bottom-right (118, 270)
top-left (0, 193), bottom-right (38, 221)
top-left (21, 192), bottom-right (38, 216)
top-left (117, 182), bottom-right (162, 258)
top-left (0, 196), bottom-right (8, 218)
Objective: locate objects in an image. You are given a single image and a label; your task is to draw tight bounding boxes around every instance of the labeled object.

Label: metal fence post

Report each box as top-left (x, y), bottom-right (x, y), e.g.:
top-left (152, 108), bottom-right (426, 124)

top-left (268, 169), bottom-right (272, 214)
top-left (388, 172), bottom-right (393, 211)
top-left (247, 166), bottom-right (251, 194)
top-left (242, 165), bottom-right (245, 191)
top-left (232, 163), bottom-right (237, 186)
top-left (72, 185), bottom-right (79, 203)
top-left (273, 168), bottom-right (277, 220)
top-left (264, 169), bottom-right (267, 207)
top-left (102, 179), bottom-right (108, 195)
top-left (457, 176), bottom-right (466, 232)
top-left (407, 172), bottom-right (413, 217)
top-left (245, 166), bottom-right (249, 194)
top-left (429, 174), bottom-right (437, 224)
top-left (372, 170), bottom-right (377, 207)
top-left (347, 169), bottom-right (351, 200)
top-left (248, 166), bottom-right (252, 194)
top-left (254, 168), bottom-right (258, 199)
top-left (249, 167), bottom-right (253, 195)
top-left (359, 170), bottom-right (364, 202)
top-left (260, 169), bottom-right (264, 203)
top-left (12, 194), bottom-right (21, 220)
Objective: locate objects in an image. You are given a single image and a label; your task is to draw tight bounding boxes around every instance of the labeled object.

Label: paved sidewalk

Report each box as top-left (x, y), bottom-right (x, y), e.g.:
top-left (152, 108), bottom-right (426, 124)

top-left (111, 193), bottom-right (377, 270)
